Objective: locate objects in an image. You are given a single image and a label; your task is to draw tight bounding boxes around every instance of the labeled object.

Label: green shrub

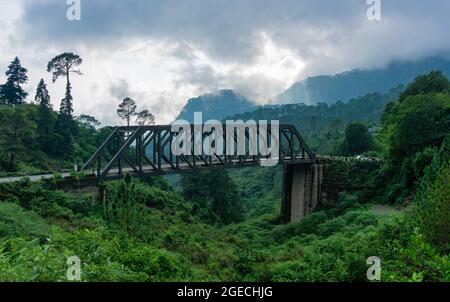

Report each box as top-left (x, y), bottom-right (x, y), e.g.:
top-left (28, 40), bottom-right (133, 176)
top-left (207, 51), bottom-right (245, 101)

top-left (0, 202), bottom-right (49, 238)
top-left (413, 134), bottom-right (450, 251)
top-left (119, 245), bottom-right (191, 281)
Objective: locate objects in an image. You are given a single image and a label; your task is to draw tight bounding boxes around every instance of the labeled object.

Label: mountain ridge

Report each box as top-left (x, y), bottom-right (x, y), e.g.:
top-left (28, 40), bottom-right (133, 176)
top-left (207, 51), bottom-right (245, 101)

top-left (274, 56), bottom-right (450, 105)
top-left (174, 89), bottom-right (255, 123)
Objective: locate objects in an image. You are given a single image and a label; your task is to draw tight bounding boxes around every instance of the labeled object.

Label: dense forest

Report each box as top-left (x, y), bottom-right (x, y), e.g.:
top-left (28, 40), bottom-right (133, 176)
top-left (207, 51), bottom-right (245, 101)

top-left (227, 85), bottom-right (403, 154)
top-left (0, 55), bottom-right (449, 281)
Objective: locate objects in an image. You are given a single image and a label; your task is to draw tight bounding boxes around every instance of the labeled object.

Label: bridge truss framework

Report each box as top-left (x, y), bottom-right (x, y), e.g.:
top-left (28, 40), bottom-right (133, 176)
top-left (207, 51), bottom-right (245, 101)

top-left (81, 124), bottom-right (315, 180)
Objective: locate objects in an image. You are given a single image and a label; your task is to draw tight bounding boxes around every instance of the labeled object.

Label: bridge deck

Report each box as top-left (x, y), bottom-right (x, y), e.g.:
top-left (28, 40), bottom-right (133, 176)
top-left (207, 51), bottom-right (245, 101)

top-left (0, 156), bottom-right (315, 184)
top-left (99, 156), bottom-right (315, 179)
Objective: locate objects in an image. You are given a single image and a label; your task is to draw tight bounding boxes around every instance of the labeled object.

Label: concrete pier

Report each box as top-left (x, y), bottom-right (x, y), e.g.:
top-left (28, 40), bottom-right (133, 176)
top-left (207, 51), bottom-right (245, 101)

top-left (281, 163), bottom-right (323, 223)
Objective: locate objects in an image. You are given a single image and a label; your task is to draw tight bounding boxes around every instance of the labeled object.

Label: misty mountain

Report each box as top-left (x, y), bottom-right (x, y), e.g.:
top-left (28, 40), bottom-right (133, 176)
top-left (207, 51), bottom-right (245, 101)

top-left (226, 85), bottom-right (404, 136)
top-left (175, 89), bottom-right (255, 123)
top-left (275, 56), bottom-right (450, 105)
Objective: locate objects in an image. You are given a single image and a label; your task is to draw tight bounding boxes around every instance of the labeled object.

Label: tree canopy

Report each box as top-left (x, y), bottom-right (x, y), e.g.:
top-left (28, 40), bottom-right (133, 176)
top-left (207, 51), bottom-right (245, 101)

top-left (76, 114), bottom-right (101, 129)
top-left (46, 53), bottom-right (82, 83)
top-left (339, 122), bottom-right (374, 156)
top-left (117, 97), bottom-right (137, 127)
top-left (399, 70), bottom-right (450, 101)
top-left (136, 109), bottom-right (155, 126)
top-left (181, 170), bottom-right (244, 225)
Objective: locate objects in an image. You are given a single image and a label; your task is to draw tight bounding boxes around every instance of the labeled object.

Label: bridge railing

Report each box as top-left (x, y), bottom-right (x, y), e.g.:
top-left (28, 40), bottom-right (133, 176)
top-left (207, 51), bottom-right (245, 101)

top-left (81, 124), bottom-right (315, 180)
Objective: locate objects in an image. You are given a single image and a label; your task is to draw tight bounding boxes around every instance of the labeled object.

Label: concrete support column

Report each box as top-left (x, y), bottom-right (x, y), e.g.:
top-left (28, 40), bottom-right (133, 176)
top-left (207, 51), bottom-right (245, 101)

top-left (291, 164), bottom-right (308, 221)
top-left (98, 183), bottom-right (106, 205)
top-left (309, 164), bottom-right (322, 213)
top-left (281, 162), bottom-right (323, 223)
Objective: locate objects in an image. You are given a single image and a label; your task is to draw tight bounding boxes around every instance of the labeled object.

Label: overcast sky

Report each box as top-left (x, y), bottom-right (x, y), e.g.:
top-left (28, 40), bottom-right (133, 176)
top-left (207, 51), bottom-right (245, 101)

top-left (0, 0), bottom-right (449, 125)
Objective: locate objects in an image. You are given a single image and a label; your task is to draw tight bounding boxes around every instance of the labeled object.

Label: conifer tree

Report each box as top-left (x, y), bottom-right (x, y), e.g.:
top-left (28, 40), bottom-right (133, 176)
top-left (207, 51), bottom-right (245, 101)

top-left (136, 109), bottom-right (155, 126)
top-left (34, 79), bottom-right (55, 153)
top-left (47, 53), bottom-right (82, 155)
top-left (117, 97), bottom-right (137, 127)
top-left (47, 53), bottom-right (82, 120)
top-left (0, 57), bottom-right (28, 105)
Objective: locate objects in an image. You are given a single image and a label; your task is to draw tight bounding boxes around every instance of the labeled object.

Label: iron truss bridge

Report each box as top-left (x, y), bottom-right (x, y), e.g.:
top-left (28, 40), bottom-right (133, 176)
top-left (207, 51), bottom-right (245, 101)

top-left (81, 124), bottom-right (315, 180)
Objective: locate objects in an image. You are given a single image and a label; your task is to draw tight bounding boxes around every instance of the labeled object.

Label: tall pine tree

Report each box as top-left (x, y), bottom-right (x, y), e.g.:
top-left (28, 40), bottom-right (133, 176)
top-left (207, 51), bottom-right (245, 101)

top-left (47, 53), bottom-right (82, 121)
top-left (117, 97), bottom-right (137, 127)
top-left (0, 57), bottom-right (28, 106)
top-left (34, 79), bottom-right (56, 154)
top-left (47, 53), bottom-right (82, 158)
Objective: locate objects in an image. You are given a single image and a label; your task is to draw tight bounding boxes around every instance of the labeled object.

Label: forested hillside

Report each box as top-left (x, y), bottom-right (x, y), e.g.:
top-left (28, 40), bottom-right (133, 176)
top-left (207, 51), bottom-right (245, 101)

top-left (0, 103), bottom-right (111, 175)
top-left (0, 55), bottom-right (112, 176)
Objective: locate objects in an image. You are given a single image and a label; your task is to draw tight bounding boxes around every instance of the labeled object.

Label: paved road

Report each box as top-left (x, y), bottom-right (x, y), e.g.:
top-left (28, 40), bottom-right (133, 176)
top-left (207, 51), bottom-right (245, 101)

top-left (0, 156), bottom-right (315, 184)
top-left (0, 172), bottom-right (74, 184)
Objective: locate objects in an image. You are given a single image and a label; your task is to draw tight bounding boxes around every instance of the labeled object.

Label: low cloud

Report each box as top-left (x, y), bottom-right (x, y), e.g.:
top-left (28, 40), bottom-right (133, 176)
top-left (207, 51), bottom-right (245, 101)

top-left (0, 0), bottom-right (448, 124)
top-left (109, 79), bottom-right (131, 101)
